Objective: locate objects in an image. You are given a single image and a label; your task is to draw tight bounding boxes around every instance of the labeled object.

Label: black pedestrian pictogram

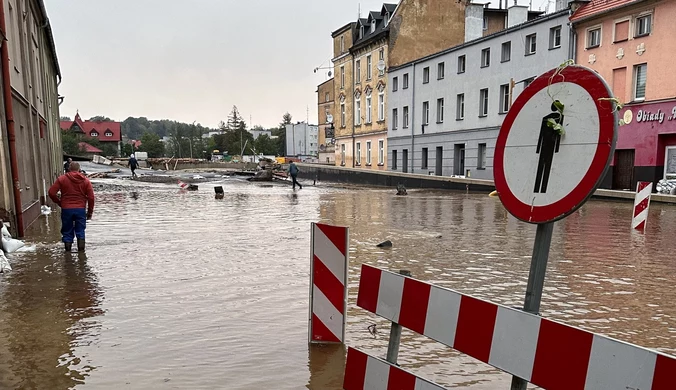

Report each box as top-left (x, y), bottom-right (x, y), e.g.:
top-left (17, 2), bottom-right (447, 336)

top-left (534, 102), bottom-right (563, 194)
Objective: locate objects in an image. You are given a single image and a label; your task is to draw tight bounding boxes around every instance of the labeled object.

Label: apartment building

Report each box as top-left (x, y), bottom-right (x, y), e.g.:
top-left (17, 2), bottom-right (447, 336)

top-left (388, 5), bottom-right (572, 178)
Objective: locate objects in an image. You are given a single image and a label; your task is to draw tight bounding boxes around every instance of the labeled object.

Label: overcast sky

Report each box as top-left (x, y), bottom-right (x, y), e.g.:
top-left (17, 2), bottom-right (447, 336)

top-left (46, 0), bottom-right (545, 129)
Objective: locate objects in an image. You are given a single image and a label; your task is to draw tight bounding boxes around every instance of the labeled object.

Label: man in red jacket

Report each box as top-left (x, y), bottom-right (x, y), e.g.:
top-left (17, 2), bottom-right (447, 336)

top-left (48, 162), bottom-right (95, 252)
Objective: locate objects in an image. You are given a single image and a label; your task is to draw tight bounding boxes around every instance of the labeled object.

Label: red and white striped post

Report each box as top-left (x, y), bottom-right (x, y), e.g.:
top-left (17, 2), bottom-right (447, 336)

top-left (632, 181), bottom-right (652, 231)
top-left (309, 223), bottom-right (348, 344)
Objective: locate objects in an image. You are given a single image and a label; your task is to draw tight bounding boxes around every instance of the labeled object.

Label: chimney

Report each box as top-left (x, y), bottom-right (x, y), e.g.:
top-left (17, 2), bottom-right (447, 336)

top-left (507, 4), bottom-right (528, 28)
top-left (464, 3), bottom-right (484, 43)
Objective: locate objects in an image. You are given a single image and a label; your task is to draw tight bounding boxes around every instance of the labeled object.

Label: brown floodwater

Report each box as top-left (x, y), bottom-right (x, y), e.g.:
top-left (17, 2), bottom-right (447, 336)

top-left (1, 178), bottom-right (675, 389)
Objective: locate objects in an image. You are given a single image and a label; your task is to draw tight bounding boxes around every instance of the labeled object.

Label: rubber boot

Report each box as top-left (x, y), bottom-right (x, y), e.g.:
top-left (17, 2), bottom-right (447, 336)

top-left (65, 242), bottom-right (72, 252)
top-left (77, 239), bottom-right (85, 252)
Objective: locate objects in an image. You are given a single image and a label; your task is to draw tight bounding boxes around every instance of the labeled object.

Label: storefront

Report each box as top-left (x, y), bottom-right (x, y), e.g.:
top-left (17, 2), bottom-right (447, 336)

top-left (601, 100), bottom-right (676, 190)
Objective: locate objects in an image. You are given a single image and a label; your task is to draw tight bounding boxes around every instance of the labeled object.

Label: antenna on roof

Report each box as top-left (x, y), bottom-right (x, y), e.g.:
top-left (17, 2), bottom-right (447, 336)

top-left (358, 3), bottom-right (361, 18)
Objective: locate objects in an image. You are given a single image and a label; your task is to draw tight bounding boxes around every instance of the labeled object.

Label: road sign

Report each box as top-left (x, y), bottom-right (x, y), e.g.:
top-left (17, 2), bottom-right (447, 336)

top-left (494, 65), bottom-right (617, 224)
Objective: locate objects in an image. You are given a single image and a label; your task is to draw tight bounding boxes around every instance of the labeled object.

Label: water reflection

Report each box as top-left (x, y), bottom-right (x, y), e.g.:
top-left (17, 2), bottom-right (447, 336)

top-left (306, 344), bottom-right (345, 389)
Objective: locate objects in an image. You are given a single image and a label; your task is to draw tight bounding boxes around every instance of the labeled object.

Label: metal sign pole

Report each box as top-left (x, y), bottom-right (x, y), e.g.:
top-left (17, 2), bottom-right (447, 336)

top-left (510, 222), bottom-right (554, 390)
top-left (385, 270), bottom-right (411, 364)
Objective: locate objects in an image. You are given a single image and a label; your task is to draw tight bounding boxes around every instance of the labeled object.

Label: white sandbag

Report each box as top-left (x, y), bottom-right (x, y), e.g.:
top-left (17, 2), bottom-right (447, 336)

top-left (0, 252), bottom-right (10, 273)
top-left (2, 236), bottom-right (25, 254)
top-left (14, 244), bottom-right (36, 253)
top-left (1, 224), bottom-right (10, 239)
top-left (41, 205), bottom-right (52, 215)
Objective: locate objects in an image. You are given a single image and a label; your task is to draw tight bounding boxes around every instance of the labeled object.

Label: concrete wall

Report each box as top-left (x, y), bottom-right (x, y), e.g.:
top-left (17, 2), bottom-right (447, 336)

top-left (387, 11), bottom-right (571, 180)
top-left (1, 0), bottom-right (61, 232)
top-left (388, 0), bottom-right (468, 68)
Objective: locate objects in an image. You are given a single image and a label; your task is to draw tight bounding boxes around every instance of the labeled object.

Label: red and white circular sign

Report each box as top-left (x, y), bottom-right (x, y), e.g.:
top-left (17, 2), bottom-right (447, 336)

top-left (494, 65), bottom-right (617, 224)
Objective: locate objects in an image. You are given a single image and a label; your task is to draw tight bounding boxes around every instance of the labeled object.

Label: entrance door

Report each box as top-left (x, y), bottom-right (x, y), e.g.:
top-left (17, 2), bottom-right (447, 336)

top-left (435, 146), bottom-right (443, 176)
top-left (402, 149), bottom-right (408, 173)
top-left (613, 149), bottom-right (635, 190)
top-left (454, 144), bottom-right (465, 176)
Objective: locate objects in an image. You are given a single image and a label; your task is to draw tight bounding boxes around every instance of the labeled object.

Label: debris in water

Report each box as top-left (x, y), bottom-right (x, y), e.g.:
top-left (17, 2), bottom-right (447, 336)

top-left (377, 240), bottom-right (393, 248)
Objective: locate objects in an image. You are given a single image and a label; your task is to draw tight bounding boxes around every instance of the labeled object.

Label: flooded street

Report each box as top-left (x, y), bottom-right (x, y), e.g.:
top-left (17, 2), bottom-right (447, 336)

top-left (1, 178), bottom-right (676, 389)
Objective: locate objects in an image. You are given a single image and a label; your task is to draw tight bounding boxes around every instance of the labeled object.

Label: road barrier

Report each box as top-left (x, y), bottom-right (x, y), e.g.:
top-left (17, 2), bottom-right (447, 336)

top-left (633, 181), bottom-right (652, 230)
top-left (344, 264), bottom-right (676, 389)
top-left (309, 223), bottom-right (348, 344)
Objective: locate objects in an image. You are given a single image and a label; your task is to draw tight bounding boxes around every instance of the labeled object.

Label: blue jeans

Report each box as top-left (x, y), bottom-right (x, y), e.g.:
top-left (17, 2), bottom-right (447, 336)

top-left (61, 208), bottom-right (87, 243)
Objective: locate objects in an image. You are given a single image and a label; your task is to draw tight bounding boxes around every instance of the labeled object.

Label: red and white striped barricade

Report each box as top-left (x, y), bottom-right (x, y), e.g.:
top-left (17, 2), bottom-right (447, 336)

top-left (309, 223), bottom-right (348, 344)
top-left (345, 265), bottom-right (676, 390)
top-left (632, 181), bottom-right (652, 230)
top-left (344, 347), bottom-right (445, 390)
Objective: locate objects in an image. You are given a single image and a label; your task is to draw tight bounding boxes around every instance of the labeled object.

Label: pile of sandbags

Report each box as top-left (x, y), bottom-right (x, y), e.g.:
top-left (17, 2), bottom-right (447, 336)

top-left (1, 224), bottom-right (29, 273)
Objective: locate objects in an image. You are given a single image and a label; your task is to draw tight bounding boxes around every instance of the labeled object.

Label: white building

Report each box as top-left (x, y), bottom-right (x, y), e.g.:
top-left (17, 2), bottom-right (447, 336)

top-left (285, 122), bottom-right (319, 157)
top-left (250, 129), bottom-right (272, 140)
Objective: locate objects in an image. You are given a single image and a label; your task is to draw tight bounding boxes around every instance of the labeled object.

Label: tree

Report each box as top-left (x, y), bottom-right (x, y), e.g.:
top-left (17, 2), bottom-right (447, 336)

top-left (62, 131), bottom-right (79, 155)
top-left (254, 134), bottom-right (277, 155)
top-left (272, 112), bottom-right (292, 156)
top-left (121, 143), bottom-right (133, 157)
top-left (138, 132), bottom-right (165, 158)
top-left (60, 116), bottom-right (71, 121)
top-left (226, 106), bottom-right (245, 131)
top-left (89, 116), bottom-right (113, 122)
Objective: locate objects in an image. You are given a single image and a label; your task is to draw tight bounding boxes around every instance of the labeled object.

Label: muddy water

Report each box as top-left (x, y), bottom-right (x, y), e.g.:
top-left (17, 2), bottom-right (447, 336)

top-left (1, 178), bottom-right (675, 389)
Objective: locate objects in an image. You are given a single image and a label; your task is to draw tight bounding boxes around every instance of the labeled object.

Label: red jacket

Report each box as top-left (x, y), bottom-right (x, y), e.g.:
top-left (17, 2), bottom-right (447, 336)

top-left (49, 172), bottom-right (95, 213)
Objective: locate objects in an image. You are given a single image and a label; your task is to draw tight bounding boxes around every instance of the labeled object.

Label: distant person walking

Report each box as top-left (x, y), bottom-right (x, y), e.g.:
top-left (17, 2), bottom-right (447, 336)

top-left (63, 158), bottom-right (72, 174)
top-left (48, 162), bottom-right (95, 252)
top-left (288, 161), bottom-right (302, 190)
top-left (128, 154), bottom-right (139, 179)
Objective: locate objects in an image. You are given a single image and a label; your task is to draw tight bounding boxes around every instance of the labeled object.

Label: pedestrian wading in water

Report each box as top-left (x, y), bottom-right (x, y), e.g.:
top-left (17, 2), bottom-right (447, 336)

top-left (48, 162), bottom-right (95, 252)
top-left (288, 161), bottom-right (302, 190)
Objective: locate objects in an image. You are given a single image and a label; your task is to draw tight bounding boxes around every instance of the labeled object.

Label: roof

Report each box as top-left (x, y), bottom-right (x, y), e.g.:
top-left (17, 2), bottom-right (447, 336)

top-left (570, 0), bottom-right (641, 22)
top-left (61, 113), bottom-right (122, 142)
top-left (331, 22), bottom-right (355, 38)
top-left (352, 7), bottom-right (391, 49)
top-left (36, 1), bottom-right (61, 77)
top-left (78, 142), bottom-right (103, 154)
top-left (382, 3), bottom-right (397, 14)
top-left (389, 8), bottom-right (571, 71)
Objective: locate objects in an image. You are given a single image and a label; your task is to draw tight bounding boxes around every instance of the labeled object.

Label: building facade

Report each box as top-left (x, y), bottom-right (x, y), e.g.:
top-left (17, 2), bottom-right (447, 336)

top-left (571, 0), bottom-right (676, 190)
top-left (388, 6), bottom-right (572, 178)
top-left (317, 77), bottom-right (335, 164)
top-left (0, 0), bottom-right (62, 236)
top-left (332, 22), bottom-right (356, 167)
top-left (250, 129), bottom-right (272, 140)
top-left (285, 122), bottom-right (319, 160)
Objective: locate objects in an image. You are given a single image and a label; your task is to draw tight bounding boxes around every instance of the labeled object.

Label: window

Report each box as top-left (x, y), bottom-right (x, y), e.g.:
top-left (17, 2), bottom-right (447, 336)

top-left (392, 149), bottom-right (398, 170)
top-left (366, 141), bottom-right (372, 165)
top-left (634, 63), bottom-right (647, 100)
top-left (526, 33), bottom-right (537, 55)
top-left (422, 101), bottom-right (430, 125)
top-left (524, 77), bottom-right (535, 88)
top-left (356, 142), bottom-right (362, 165)
top-left (360, 25), bottom-right (364, 39)
top-left (340, 66), bottom-right (345, 88)
top-left (340, 36), bottom-right (345, 52)
top-left (423, 67), bottom-right (430, 84)
top-left (481, 48), bottom-right (490, 67)
top-left (438, 62), bottom-right (445, 79)
top-left (356, 60), bottom-right (361, 84)
top-left (500, 84), bottom-right (510, 114)
top-left (549, 26), bottom-right (562, 49)
top-left (458, 55), bottom-right (466, 73)
top-left (340, 102), bottom-right (346, 127)
top-left (478, 143), bottom-right (487, 169)
top-left (371, 21), bottom-right (376, 33)
top-left (367, 55), bottom-right (372, 80)
top-left (483, 15), bottom-right (488, 30)
top-left (392, 108), bottom-right (398, 129)
top-left (422, 147), bottom-right (429, 169)
top-left (614, 20), bottom-right (629, 42)
top-left (379, 48), bottom-right (384, 61)
top-left (456, 94), bottom-right (464, 120)
top-left (366, 94), bottom-right (372, 123)
top-left (393, 77), bottom-right (398, 91)
top-left (635, 14), bottom-right (652, 37)
top-left (105, 131), bottom-right (113, 137)
top-left (479, 88), bottom-right (489, 117)
top-left (378, 92), bottom-right (385, 121)
top-left (325, 92), bottom-right (330, 102)
top-left (384, 12), bottom-right (390, 26)
top-left (587, 27), bottom-right (601, 48)
top-left (437, 98), bottom-right (444, 123)
top-left (403, 73), bottom-right (409, 89)
top-left (501, 41), bottom-right (511, 62)
top-left (378, 140), bottom-right (384, 165)
top-left (341, 144), bottom-right (346, 165)
top-left (91, 131), bottom-right (99, 137)
top-left (355, 100), bottom-right (362, 125)
top-left (403, 106), bottom-right (409, 128)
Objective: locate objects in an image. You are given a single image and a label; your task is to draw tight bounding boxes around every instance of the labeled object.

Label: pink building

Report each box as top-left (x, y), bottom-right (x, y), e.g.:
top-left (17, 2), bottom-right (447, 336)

top-left (571, 0), bottom-right (676, 190)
